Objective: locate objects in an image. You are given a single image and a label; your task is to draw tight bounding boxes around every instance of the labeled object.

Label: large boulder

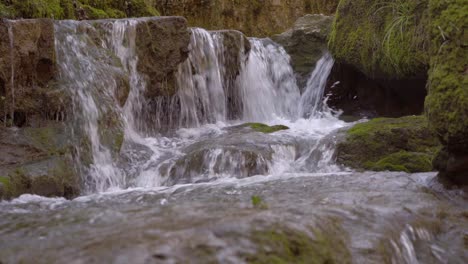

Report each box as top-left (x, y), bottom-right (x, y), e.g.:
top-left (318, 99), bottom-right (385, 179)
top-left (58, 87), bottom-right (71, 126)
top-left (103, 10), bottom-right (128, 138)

top-left (425, 0), bottom-right (468, 185)
top-left (272, 14), bottom-right (334, 88)
top-left (155, 0), bottom-right (339, 37)
top-left (335, 116), bottom-right (441, 173)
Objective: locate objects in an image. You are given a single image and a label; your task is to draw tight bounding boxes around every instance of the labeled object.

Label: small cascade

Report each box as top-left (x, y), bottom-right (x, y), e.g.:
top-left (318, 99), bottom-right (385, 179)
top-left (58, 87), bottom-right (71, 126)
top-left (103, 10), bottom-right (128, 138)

top-left (55, 20), bottom-right (133, 192)
top-left (173, 28), bottom-right (227, 127)
top-left (299, 53), bottom-right (335, 118)
top-left (8, 21), bottom-right (15, 125)
top-left (238, 39), bottom-right (301, 121)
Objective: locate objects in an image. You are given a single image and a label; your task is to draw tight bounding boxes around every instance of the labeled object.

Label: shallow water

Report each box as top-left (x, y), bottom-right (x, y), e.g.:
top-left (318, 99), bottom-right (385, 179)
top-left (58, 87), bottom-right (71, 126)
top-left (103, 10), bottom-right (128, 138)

top-left (1, 172), bottom-right (466, 263)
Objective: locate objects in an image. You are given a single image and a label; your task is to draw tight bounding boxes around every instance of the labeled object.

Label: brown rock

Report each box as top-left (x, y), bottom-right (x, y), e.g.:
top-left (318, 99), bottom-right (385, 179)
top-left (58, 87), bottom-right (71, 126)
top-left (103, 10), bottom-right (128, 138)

top-left (135, 17), bottom-right (190, 98)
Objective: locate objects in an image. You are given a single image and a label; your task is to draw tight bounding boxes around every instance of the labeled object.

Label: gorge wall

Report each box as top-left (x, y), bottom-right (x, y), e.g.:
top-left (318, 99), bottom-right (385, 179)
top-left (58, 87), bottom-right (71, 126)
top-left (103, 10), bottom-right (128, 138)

top-left (0, 17), bottom-right (191, 198)
top-left (155, 0), bottom-right (339, 37)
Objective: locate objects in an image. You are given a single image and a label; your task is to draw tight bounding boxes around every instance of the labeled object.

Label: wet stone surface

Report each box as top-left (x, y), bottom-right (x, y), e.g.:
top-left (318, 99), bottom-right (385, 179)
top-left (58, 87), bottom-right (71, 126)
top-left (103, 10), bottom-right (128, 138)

top-left (0, 172), bottom-right (466, 263)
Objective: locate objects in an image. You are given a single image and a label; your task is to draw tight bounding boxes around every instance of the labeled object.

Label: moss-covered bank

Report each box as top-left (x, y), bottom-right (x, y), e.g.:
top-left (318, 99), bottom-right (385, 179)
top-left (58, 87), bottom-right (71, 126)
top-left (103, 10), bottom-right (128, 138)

top-left (0, 0), bottom-right (159, 20)
top-left (329, 0), bottom-right (430, 79)
top-left (336, 116), bottom-right (441, 173)
top-left (425, 0), bottom-right (468, 184)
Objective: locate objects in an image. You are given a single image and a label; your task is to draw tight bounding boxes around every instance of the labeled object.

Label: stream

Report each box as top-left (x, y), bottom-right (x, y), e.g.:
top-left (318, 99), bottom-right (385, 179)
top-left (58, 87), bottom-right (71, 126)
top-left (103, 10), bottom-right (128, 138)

top-left (0, 18), bottom-right (467, 263)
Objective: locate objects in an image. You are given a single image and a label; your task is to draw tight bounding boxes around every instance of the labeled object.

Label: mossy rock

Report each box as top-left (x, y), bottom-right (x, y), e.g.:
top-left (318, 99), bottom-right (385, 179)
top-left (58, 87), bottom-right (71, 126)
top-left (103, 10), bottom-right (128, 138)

top-left (244, 223), bottom-right (351, 264)
top-left (364, 151), bottom-right (433, 173)
top-left (329, 0), bottom-right (430, 79)
top-left (0, 157), bottom-right (79, 200)
top-left (241, 123), bottom-right (289, 134)
top-left (425, 0), bottom-right (468, 184)
top-left (336, 116), bottom-right (441, 172)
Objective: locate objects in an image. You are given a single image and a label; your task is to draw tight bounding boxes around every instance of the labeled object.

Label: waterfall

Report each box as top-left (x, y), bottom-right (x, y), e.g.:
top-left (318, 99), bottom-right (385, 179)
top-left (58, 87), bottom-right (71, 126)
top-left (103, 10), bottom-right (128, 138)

top-left (238, 38), bottom-right (301, 121)
top-left (55, 20), bottom-right (133, 192)
top-left (299, 52), bottom-right (335, 118)
top-left (53, 19), bottom-right (340, 191)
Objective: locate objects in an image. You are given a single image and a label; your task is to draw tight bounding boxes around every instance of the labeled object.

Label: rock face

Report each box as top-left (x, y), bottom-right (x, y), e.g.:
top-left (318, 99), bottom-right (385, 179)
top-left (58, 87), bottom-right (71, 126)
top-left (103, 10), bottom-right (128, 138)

top-left (135, 17), bottom-right (190, 98)
top-left (335, 116), bottom-right (441, 173)
top-left (272, 14), bottom-right (333, 88)
top-left (155, 0), bottom-right (339, 37)
top-left (0, 19), bottom-right (63, 127)
top-left (425, 0), bottom-right (468, 185)
top-left (0, 17), bottom-right (193, 199)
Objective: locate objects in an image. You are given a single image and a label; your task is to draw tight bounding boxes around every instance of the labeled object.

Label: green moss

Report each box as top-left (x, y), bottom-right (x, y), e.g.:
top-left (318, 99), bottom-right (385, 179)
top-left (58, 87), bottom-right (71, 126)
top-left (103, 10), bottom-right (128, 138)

top-left (336, 116), bottom-right (441, 172)
top-left (245, 224), bottom-right (351, 264)
top-left (242, 123), bottom-right (290, 134)
top-left (329, 0), bottom-right (430, 78)
top-left (425, 0), bottom-right (468, 154)
top-left (251, 195), bottom-right (268, 209)
top-left (0, 0), bottom-right (160, 19)
top-left (365, 151), bottom-right (433, 173)
top-left (82, 5), bottom-right (110, 19)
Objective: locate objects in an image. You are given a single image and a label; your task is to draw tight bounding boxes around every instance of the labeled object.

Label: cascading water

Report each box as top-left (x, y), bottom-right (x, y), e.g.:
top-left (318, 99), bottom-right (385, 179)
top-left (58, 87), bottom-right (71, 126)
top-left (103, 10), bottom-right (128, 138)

top-left (299, 52), bottom-right (335, 118)
top-left (53, 19), bottom-right (345, 191)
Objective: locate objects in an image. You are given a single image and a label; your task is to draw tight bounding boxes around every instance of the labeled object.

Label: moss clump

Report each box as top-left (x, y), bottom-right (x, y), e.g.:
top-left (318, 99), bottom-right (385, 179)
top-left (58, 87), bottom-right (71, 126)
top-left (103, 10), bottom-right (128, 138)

top-left (244, 224), bottom-right (351, 264)
top-left (329, 0), bottom-right (430, 78)
top-left (251, 195), bottom-right (268, 209)
top-left (336, 116), bottom-right (441, 172)
top-left (242, 123), bottom-right (290, 134)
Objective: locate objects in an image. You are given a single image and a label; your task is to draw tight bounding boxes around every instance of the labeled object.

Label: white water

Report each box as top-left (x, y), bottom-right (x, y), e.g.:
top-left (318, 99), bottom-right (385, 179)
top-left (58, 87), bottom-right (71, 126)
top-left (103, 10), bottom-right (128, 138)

top-left (53, 20), bottom-right (346, 192)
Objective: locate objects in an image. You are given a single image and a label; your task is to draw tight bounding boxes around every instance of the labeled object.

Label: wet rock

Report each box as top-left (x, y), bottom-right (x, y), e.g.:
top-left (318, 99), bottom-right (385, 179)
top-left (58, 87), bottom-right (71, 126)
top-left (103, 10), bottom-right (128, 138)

top-left (135, 17), bottom-right (190, 98)
top-left (335, 116), bottom-right (441, 173)
top-left (425, 0), bottom-right (468, 185)
top-left (155, 0), bottom-right (339, 37)
top-left (211, 30), bottom-right (251, 119)
top-left (272, 14), bottom-right (333, 88)
top-left (0, 18), bottom-right (65, 126)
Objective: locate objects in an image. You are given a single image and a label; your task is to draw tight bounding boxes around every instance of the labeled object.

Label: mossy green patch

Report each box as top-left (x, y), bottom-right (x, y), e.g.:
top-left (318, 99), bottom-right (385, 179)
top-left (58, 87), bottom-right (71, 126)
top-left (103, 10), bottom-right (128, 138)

top-left (0, 0), bottom-right (160, 19)
top-left (365, 151), bottom-right (433, 173)
top-left (329, 0), bottom-right (430, 78)
top-left (336, 116), bottom-right (441, 172)
top-left (251, 195), bottom-right (268, 210)
top-left (242, 123), bottom-right (289, 134)
top-left (244, 223), bottom-right (351, 264)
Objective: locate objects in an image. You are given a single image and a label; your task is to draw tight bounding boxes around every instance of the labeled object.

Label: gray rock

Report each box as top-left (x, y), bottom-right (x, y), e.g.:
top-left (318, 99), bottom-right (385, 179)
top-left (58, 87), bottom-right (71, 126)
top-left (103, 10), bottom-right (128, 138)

top-left (272, 14), bottom-right (334, 88)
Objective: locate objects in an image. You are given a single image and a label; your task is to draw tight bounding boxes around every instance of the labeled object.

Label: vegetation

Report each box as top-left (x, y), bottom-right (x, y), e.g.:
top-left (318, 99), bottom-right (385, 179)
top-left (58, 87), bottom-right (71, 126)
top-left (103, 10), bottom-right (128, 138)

top-left (336, 116), bottom-right (441, 172)
top-left (329, 0), bottom-right (430, 78)
top-left (0, 0), bottom-right (160, 19)
top-left (251, 195), bottom-right (268, 209)
top-left (245, 223), bottom-right (351, 263)
top-left (242, 123), bottom-right (290, 134)
top-left (425, 1), bottom-right (468, 161)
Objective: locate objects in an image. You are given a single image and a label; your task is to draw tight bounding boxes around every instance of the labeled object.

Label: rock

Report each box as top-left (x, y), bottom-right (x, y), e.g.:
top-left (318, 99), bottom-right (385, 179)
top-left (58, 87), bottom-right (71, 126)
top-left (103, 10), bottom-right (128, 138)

top-left (0, 18), bottom-right (66, 127)
top-left (335, 116), bottom-right (441, 173)
top-left (272, 14), bottom-right (334, 88)
top-left (155, 0), bottom-right (340, 37)
top-left (212, 30), bottom-right (251, 119)
top-left (425, 0), bottom-right (468, 184)
top-left (328, 0), bottom-right (430, 79)
top-left (135, 17), bottom-right (190, 98)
